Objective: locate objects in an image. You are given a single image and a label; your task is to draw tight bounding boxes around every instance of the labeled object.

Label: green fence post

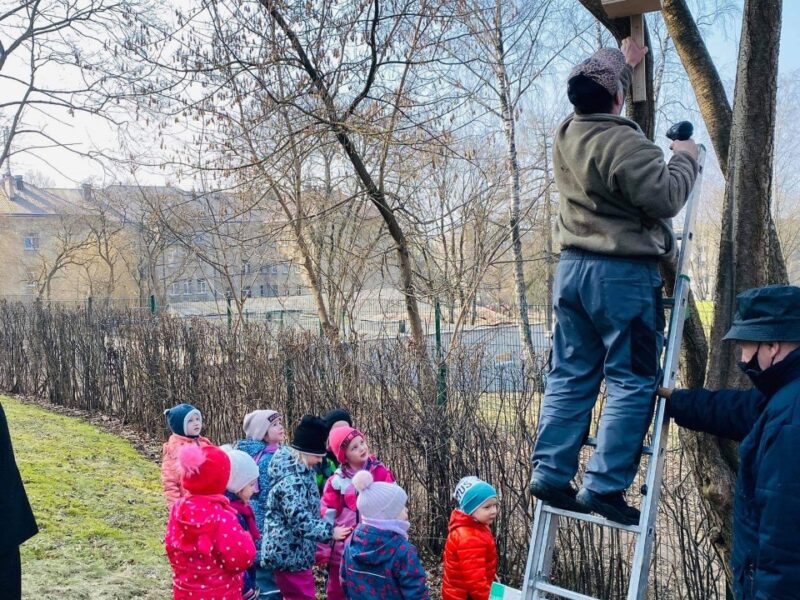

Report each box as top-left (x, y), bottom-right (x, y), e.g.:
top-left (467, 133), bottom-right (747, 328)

top-left (435, 300), bottom-right (447, 407)
top-left (226, 297), bottom-right (232, 330)
top-left (149, 294), bottom-right (157, 315)
top-left (86, 296), bottom-right (93, 321)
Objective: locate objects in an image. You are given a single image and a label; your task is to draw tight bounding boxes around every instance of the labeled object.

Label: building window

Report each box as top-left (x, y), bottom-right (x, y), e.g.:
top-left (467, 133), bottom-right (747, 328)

top-left (243, 286), bottom-right (252, 298)
top-left (242, 262), bottom-right (252, 275)
top-left (282, 263), bottom-right (289, 274)
top-left (182, 280), bottom-right (192, 295)
top-left (170, 282), bottom-right (180, 296)
top-left (196, 279), bottom-right (207, 294)
top-left (23, 233), bottom-right (40, 251)
top-left (270, 264), bottom-right (279, 274)
top-left (26, 271), bottom-right (37, 289)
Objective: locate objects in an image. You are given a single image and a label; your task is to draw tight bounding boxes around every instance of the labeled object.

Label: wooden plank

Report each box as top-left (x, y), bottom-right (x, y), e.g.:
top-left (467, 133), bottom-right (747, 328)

top-left (630, 14), bottom-right (646, 102)
top-left (601, 0), bottom-right (661, 18)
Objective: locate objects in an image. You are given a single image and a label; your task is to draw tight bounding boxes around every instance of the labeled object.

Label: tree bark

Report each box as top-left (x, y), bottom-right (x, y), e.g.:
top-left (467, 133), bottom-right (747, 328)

top-left (493, 4), bottom-right (537, 366)
top-left (661, 0), bottom-right (732, 176)
top-left (702, 0), bottom-right (783, 577)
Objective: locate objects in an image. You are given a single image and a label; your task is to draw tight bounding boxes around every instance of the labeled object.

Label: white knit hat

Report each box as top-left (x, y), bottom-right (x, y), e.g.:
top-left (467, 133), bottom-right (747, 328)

top-left (353, 471), bottom-right (408, 520)
top-left (224, 448), bottom-right (259, 494)
top-left (242, 410), bottom-right (281, 441)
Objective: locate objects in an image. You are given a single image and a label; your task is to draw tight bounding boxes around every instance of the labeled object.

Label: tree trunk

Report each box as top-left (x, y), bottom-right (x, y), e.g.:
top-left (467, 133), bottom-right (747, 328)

top-left (702, 0), bottom-right (783, 577)
top-left (493, 2), bottom-right (537, 366)
top-left (542, 132), bottom-right (554, 334)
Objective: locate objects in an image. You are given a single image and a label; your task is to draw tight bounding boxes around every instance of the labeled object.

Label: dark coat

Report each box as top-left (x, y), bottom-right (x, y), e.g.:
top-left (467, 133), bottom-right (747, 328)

top-left (0, 400), bottom-right (37, 553)
top-left (670, 348), bottom-right (800, 600)
top-left (341, 524), bottom-right (430, 600)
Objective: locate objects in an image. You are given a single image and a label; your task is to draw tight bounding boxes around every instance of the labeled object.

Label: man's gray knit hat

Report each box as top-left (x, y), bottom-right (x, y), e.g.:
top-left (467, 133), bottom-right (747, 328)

top-left (568, 47), bottom-right (626, 96)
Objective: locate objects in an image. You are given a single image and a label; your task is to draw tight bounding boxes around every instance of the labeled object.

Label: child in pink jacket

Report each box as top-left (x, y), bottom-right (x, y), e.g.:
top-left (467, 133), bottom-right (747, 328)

top-left (320, 426), bottom-right (395, 600)
top-left (161, 403), bottom-right (212, 509)
top-left (165, 444), bottom-right (256, 600)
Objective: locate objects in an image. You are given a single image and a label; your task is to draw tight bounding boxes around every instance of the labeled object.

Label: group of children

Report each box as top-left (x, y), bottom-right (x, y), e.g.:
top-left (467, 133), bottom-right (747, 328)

top-left (160, 402), bottom-right (501, 600)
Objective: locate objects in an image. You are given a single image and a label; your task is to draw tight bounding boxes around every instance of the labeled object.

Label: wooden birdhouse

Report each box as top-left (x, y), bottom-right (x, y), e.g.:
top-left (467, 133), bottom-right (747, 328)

top-left (601, 0), bottom-right (662, 102)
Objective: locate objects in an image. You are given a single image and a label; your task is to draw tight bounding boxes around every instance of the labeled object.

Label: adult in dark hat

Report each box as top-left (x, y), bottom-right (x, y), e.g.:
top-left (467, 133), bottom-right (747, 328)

top-left (660, 285), bottom-right (800, 600)
top-left (530, 37), bottom-right (701, 525)
top-left (0, 400), bottom-right (38, 599)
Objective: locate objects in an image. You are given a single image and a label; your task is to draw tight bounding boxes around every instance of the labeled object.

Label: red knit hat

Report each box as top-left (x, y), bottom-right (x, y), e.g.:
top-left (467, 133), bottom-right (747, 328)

top-left (327, 426), bottom-right (365, 464)
top-left (179, 444), bottom-right (231, 496)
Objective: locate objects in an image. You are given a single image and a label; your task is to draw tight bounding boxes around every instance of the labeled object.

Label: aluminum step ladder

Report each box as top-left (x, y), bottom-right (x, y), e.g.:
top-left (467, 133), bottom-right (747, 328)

top-left (520, 144), bottom-right (707, 600)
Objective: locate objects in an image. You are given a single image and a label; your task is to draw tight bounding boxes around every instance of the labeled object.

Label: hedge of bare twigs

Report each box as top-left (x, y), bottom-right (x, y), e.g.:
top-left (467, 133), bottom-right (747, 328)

top-left (0, 301), bottom-right (724, 598)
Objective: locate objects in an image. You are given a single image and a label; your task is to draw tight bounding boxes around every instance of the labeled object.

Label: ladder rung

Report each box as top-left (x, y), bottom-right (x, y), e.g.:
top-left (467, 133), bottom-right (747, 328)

top-left (542, 504), bottom-right (642, 534)
top-left (535, 581), bottom-right (600, 600)
top-left (584, 436), bottom-right (653, 456)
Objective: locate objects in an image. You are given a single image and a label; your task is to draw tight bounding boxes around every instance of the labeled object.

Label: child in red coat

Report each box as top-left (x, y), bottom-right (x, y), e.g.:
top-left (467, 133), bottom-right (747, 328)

top-left (165, 444), bottom-right (256, 600)
top-left (442, 477), bottom-right (499, 600)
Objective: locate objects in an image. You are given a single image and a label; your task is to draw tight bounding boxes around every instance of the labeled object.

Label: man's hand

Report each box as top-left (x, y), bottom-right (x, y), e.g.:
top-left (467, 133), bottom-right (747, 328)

top-left (622, 37), bottom-right (648, 68)
top-left (657, 387), bottom-right (672, 399)
top-left (670, 139), bottom-right (699, 161)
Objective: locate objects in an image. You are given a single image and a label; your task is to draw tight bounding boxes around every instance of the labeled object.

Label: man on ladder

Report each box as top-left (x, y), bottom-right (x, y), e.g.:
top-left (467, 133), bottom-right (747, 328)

top-left (529, 38), bottom-right (699, 526)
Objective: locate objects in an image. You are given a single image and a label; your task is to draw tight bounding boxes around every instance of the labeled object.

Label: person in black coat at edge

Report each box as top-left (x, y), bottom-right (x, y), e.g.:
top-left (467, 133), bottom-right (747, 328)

top-left (659, 285), bottom-right (800, 600)
top-left (0, 400), bottom-right (38, 599)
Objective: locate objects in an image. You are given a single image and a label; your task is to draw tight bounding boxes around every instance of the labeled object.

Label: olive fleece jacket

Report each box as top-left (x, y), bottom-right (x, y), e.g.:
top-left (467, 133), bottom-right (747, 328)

top-left (554, 66), bottom-right (699, 259)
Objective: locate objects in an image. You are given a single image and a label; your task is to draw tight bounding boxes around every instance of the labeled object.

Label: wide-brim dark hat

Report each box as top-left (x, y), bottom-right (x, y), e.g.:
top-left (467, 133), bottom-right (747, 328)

top-left (290, 414), bottom-right (330, 456)
top-left (723, 285), bottom-right (800, 342)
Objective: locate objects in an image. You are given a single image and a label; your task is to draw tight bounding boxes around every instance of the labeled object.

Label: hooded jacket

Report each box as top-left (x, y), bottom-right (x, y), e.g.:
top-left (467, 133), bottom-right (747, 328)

top-left (261, 445), bottom-right (333, 571)
top-left (669, 347), bottom-right (800, 600)
top-left (341, 523), bottom-right (430, 599)
top-left (318, 457), bottom-right (395, 566)
top-left (442, 510), bottom-right (498, 600)
top-left (161, 433), bottom-right (212, 509)
top-left (165, 494), bottom-right (256, 600)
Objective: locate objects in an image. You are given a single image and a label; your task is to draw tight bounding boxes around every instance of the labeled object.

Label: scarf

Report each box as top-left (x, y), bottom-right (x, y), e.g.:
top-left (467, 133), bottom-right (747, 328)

top-left (229, 497), bottom-right (262, 542)
top-left (361, 517), bottom-right (410, 539)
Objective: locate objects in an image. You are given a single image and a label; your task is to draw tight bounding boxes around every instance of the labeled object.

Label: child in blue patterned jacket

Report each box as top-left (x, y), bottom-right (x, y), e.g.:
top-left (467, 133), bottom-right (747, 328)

top-left (235, 409), bottom-right (285, 597)
top-left (261, 415), bottom-right (351, 600)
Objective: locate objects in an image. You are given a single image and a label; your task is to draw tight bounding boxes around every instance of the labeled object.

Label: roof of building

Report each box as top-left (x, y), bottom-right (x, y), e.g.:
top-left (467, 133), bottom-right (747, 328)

top-left (0, 176), bottom-right (89, 216)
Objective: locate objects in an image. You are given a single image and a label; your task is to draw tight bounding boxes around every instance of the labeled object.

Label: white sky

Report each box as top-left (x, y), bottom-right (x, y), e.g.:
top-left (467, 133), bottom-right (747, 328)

top-left (4, 1), bottom-right (800, 188)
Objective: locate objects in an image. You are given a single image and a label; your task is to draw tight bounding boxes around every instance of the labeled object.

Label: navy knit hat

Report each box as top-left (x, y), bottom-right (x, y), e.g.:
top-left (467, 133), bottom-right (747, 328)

top-left (164, 403), bottom-right (201, 437)
top-left (291, 415), bottom-right (330, 456)
top-left (454, 476), bottom-right (497, 515)
top-left (323, 408), bottom-right (352, 428)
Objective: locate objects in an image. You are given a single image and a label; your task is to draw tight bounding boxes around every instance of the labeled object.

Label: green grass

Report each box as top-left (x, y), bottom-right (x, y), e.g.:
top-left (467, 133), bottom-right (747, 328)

top-left (5, 397), bottom-right (170, 599)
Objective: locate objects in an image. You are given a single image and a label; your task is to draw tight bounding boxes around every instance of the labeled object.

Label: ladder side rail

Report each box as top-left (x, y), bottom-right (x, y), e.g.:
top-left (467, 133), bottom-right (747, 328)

top-left (627, 145), bottom-right (706, 599)
top-left (523, 501), bottom-right (559, 599)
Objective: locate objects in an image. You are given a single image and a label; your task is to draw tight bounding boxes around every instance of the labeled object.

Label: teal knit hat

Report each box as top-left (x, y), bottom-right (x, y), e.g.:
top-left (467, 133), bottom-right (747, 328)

top-left (454, 476), bottom-right (497, 515)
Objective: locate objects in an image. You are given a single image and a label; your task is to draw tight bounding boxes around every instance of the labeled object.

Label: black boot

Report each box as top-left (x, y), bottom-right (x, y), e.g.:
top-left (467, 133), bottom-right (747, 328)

top-left (576, 488), bottom-right (640, 526)
top-left (529, 479), bottom-right (589, 513)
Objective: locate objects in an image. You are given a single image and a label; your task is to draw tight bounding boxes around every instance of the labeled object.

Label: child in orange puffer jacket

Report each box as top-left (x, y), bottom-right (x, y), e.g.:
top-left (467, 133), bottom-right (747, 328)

top-left (161, 403), bottom-right (212, 509)
top-left (442, 476), bottom-right (499, 600)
